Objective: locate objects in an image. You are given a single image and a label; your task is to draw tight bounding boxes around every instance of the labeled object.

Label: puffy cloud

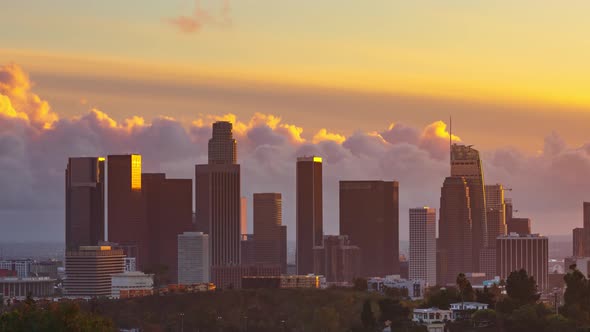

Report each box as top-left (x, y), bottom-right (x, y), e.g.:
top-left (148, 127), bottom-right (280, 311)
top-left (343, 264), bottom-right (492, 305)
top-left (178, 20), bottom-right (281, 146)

top-left (0, 64), bottom-right (58, 130)
top-left (166, 0), bottom-right (231, 34)
top-left (2, 63), bottom-right (590, 241)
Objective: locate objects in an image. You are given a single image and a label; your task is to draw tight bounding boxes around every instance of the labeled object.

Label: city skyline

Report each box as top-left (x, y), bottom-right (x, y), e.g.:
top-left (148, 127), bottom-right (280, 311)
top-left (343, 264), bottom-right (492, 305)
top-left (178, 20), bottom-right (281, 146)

top-left (3, 3), bottom-right (590, 243)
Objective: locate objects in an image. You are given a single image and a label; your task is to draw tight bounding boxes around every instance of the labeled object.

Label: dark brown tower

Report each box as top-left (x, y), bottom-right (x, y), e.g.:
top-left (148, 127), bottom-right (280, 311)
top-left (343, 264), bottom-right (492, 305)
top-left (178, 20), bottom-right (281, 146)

top-left (339, 180), bottom-right (399, 277)
top-left (65, 157), bottom-right (105, 250)
top-left (584, 202), bottom-right (590, 256)
top-left (438, 176), bottom-right (472, 285)
top-left (253, 193), bottom-right (287, 273)
top-left (142, 173), bottom-right (193, 283)
top-left (296, 156), bottom-right (323, 275)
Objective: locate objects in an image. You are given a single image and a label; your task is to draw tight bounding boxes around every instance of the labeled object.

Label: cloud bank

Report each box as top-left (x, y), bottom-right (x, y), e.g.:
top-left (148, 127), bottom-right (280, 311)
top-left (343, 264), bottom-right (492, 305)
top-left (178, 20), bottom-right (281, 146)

top-left (1, 63), bottom-right (589, 242)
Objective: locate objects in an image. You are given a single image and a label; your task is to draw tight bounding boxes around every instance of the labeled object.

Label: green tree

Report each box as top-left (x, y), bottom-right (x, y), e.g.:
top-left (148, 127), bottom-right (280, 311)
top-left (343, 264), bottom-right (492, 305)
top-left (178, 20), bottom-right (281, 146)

top-left (383, 285), bottom-right (408, 299)
top-left (378, 298), bottom-right (409, 327)
top-left (361, 299), bottom-right (376, 331)
top-left (475, 285), bottom-right (500, 307)
top-left (313, 306), bottom-right (340, 332)
top-left (423, 286), bottom-right (461, 310)
top-left (456, 273), bottom-right (475, 302)
top-left (505, 269), bottom-right (539, 305)
top-left (353, 278), bottom-right (368, 291)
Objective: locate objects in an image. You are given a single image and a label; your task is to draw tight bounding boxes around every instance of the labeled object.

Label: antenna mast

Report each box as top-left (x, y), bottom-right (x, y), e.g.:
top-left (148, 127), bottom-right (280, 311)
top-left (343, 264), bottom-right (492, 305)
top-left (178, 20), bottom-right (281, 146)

top-left (449, 116), bottom-right (452, 162)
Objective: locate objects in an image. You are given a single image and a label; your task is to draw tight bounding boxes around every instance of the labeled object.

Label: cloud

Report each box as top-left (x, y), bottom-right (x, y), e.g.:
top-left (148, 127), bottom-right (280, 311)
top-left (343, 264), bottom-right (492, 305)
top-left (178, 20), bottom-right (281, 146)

top-left (167, 0), bottom-right (231, 34)
top-left (2, 63), bottom-right (590, 241)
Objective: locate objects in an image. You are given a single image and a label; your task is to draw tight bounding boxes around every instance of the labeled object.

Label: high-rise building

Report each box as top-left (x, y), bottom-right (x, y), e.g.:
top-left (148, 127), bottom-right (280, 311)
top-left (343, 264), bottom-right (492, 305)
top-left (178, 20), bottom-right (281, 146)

top-left (573, 227), bottom-right (585, 257)
top-left (253, 193), bottom-right (287, 273)
top-left (505, 198), bottom-right (513, 222)
top-left (195, 121), bottom-right (241, 266)
top-left (208, 121), bottom-right (237, 164)
top-left (497, 234), bottom-right (548, 291)
top-left (438, 176), bottom-right (472, 285)
top-left (106, 154), bottom-right (148, 269)
top-left (178, 232), bottom-right (210, 285)
top-left (340, 180), bottom-right (399, 277)
top-left (584, 202), bottom-right (590, 257)
top-left (296, 156), bottom-right (323, 275)
top-left (240, 234), bottom-right (256, 265)
top-left (409, 207), bottom-right (437, 286)
top-left (485, 184), bottom-right (507, 246)
top-left (507, 218), bottom-right (531, 235)
top-left (313, 235), bottom-right (361, 284)
top-left (65, 157), bottom-right (105, 250)
top-left (241, 196), bottom-right (248, 235)
top-left (64, 246), bottom-right (125, 297)
top-left (142, 173), bottom-right (193, 284)
top-left (451, 144), bottom-right (487, 272)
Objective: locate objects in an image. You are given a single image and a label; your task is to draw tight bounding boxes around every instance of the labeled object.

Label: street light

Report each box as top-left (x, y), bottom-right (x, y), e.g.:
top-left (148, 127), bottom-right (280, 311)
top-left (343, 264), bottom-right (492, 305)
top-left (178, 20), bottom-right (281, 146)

top-left (243, 315), bottom-right (248, 332)
top-left (217, 316), bottom-right (223, 332)
top-left (280, 319), bottom-right (286, 332)
top-left (179, 312), bottom-right (184, 332)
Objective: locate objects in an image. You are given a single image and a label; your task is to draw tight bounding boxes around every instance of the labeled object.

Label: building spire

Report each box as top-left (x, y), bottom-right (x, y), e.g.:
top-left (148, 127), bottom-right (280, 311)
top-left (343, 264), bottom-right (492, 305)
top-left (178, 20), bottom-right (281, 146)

top-left (449, 116), bottom-right (452, 162)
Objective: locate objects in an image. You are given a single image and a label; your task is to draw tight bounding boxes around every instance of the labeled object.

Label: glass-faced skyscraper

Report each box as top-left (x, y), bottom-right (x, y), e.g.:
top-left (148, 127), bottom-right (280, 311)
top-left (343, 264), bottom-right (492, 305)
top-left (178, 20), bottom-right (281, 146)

top-left (296, 156), bottom-right (323, 275)
top-left (451, 144), bottom-right (487, 272)
top-left (409, 207), bottom-right (436, 286)
top-left (195, 121), bottom-right (241, 266)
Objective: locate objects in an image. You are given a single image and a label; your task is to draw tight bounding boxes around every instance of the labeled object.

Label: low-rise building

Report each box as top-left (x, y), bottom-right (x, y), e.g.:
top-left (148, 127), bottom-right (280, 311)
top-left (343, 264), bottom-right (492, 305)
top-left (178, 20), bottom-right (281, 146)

top-left (0, 277), bottom-right (55, 298)
top-left (0, 260), bottom-right (32, 278)
top-left (64, 246), bottom-right (125, 298)
top-left (450, 302), bottom-right (489, 320)
top-left (242, 275), bottom-right (327, 289)
top-left (412, 307), bottom-right (452, 332)
top-left (111, 272), bottom-right (154, 299)
top-left (367, 275), bottom-right (427, 300)
top-left (211, 264), bottom-right (281, 289)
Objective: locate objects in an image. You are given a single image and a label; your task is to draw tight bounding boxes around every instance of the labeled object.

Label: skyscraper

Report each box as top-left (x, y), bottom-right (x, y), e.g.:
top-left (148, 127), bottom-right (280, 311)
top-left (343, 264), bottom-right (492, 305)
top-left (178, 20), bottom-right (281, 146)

top-left (313, 235), bottom-right (361, 283)
top-left (241, 196), bottom-right (248, 235)
top-left (195, 121), bottom-right (241, 266)
top-left (438, 176), bottom-right (472, 285)
top-left (507, 218), bottom-right (531, 235)
top-left (497, 234), bottom-right (548, 291)
top-left (253, 193), bottom-right (287, 273)
top-left (584, 202), bottom-right (590, 257)
top-left (409, 207), bottom-right (437, 286)
top-left (340, 180), bottom-right (399, 277)
top-left (573, 228), bottom-right (585, 257)
top-left (106, 154), bottom-right (148, 269)
top-left (65, 157), bottom-right (105, 250)
top-left (142, 173), bottom-right (193, 283)
top-left (451, 144), bottom-right (487, 272)
top-left (296, 156), bottom-right (323, 275)
top-left (178, 232), bottom-right (210, 284)
top-left (480, 184), bottom-right (507, 278)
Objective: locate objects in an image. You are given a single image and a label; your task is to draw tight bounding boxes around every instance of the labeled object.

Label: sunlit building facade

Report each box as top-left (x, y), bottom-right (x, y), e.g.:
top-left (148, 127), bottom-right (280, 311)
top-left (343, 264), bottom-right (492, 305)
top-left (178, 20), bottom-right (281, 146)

top-left (438, 176), bottom-right (472, 285)
top-left (451, 144), bottom-right (488, 273)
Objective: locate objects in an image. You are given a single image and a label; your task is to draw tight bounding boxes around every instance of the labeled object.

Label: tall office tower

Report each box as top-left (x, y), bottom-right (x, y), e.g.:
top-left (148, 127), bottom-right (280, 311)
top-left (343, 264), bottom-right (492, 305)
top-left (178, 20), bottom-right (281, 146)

top-left (507, 218), bottom-right (531, 235)
top-left (106, 154), bottom-right (148, 269)
top-left (253, 193), bottom-right (287, 273)
top-left (584, 202), bottom-right (590, 257)
top-left (340, 181), bottom-right (399, 277)
top-left (241, 197), bottom-right (248, 235)
top-left (195, 121), bottom-right (241, 265)
top-left (177, 232), bottom-right (210, 284)
top-left (240, 234), bottom-right (255, 265)
top-left (438, 176), bottom-right (473, 285)
top-left (296, 156), bottom-right (323, 275)
top-left (497, 234), bottom-right (548, 291)
top-left (409, 207), bottom-right (437, 286)
top-left (208, 121), bottom-right (237, 164)
top-left (505, 198), bottom-right (513, 222)
top-left (451, 144), bottom-right (487, 273)
top-left (485, 184), bottom-right (507, 245)
top-left (65, 157), bottom-right (105, 250)
top-left (64, 246), bottom-right (125, 297)
top-left (313, 235), bottom-right (361, 283)
top-left (142, 173), bottom-right (193, 284)
top-left (573, 228), bottom-right (585, 257)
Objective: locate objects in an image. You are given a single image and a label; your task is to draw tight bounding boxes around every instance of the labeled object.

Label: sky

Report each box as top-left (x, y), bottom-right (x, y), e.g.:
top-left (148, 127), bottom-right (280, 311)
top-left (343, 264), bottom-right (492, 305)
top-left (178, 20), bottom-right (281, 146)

top-left (2, 0), bottom-right (590, 242)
